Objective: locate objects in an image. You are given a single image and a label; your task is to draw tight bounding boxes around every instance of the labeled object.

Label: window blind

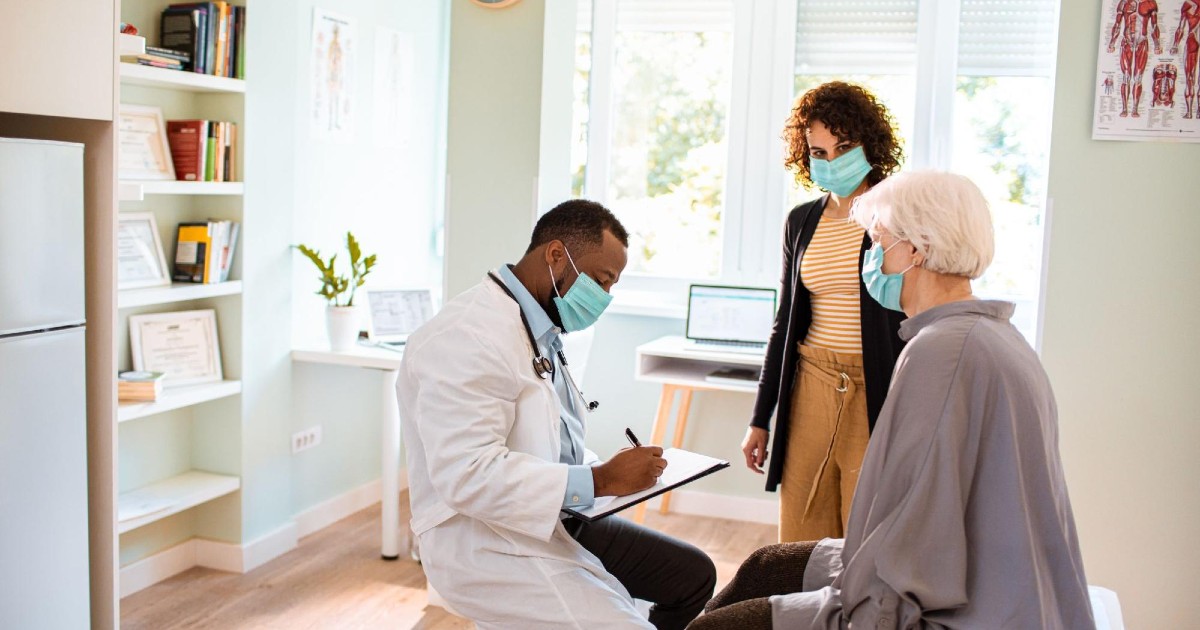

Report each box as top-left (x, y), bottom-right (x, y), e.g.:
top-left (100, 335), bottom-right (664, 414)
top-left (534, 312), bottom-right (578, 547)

top-left (612, 0), bottom-right (734, 33)
top-left (794, 0), bottom-right (920, 75)
top-left (957, 0), bottom-right (1058, 77)
top-left (792, 0), bottom-right (1057, 77)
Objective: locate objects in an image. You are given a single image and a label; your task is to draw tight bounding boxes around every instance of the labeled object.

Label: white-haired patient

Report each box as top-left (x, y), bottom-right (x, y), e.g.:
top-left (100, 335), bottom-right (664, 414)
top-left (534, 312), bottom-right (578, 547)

top-left (691, 171), bottom-right (1094, 629)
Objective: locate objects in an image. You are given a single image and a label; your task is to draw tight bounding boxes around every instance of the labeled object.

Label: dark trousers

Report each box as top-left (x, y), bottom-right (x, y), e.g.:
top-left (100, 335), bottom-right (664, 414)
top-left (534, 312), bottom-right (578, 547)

top-left (566, 516), bottom-right (717, 630)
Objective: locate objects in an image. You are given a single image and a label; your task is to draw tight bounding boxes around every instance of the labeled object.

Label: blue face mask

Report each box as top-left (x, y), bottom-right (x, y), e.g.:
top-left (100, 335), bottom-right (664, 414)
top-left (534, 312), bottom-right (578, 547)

top-left (810, 145), bottom-right (873, 197)
top-left (861, 240), bottom-right (913, 312)
top-left (550, 247), bottom-right (613, 332)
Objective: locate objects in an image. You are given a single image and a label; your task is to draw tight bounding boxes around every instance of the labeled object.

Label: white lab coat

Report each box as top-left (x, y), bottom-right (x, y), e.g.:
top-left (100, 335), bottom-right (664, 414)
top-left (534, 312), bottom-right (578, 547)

top-left (397, 273), bottom-right (650, 629)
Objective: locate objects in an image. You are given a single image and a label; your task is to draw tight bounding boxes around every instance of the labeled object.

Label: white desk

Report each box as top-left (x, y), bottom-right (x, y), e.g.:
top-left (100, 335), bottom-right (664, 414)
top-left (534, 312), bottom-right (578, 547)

top-left (291, 343), bottom-right (410, 560)
top-left (632, 336), bottom-right (764, 522)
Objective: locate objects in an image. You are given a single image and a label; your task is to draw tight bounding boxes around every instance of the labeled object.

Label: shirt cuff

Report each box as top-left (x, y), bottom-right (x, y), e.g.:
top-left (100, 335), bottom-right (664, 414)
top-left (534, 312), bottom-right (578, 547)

top-left (802, 538), bottom-right (845, 591)
top-left (562, 465), bottom-right (596, 508)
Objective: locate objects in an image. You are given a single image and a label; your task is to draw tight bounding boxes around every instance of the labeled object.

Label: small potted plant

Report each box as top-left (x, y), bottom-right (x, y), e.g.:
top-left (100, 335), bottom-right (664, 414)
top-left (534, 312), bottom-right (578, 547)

top-left (296, 231), bottom-right (377, 351)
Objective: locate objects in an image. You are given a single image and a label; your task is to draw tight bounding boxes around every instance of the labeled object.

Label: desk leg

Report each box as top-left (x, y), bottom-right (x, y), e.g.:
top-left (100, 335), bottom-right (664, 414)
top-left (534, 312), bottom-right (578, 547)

top-left (633, 385), bottom-right (675, 524)
top-left (381, 368), bottom-right (403, 560)
top-left (660, 387), bottom-right (695, 515)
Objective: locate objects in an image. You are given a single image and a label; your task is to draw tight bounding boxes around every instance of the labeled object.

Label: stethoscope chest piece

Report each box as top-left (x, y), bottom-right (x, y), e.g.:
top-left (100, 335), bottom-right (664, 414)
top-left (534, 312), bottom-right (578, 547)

top-left (533, 356), bottom-right (553, 379)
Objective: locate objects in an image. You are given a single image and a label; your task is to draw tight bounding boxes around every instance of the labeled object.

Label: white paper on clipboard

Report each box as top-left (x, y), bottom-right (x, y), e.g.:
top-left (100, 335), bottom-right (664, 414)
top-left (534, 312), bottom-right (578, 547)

top-left (563, 448), bottom-right (730, 522)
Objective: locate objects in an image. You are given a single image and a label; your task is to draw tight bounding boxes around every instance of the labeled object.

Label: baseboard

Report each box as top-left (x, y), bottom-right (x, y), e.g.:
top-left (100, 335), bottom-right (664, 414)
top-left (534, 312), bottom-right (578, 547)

top-left (242, 522), bottom-right (299, 572)
top-left (295, 477), bottom-right (388, 538)
top-left (646, 489), bottom-right (779, 525)
top-left (121, 476), bottom-right (403, 598)
top-left (119, 540), bottom-right (198, 598)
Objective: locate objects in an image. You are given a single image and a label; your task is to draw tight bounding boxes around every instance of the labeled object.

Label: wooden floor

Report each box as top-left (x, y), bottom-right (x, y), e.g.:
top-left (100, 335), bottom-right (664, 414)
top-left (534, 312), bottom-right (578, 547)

top-left (120, 493), bottom-right (776, 629)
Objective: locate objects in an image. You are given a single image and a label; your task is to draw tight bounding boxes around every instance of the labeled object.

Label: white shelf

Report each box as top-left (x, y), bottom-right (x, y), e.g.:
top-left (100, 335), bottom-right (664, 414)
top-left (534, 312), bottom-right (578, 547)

top-left (118, 380), bottom-right (242, 423)
top-left (292, 345), bottom-right (404, 371)
top-left (119, 281), bottom-right (242, 309)
top-left (634, 336), bottom-right (764, 394)
top-left (117, 471), bottom-right (240, 534)
top-left (119, 180), bottom-right (243, 201)
top-left (119, 34), bottom-right (146, 56)
top-left (120, 61), bottom-right (245, 93)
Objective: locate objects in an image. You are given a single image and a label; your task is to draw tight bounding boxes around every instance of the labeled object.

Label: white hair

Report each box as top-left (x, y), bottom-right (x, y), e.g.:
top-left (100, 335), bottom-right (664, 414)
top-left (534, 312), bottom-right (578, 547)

top-left (850, 170), bottom-right (995, 279)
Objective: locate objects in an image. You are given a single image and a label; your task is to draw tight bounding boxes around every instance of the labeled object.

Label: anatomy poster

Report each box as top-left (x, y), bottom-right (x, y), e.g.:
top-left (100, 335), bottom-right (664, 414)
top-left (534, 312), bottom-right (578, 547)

top-left (1093, 0), bottom-right (1200, 141)
top-left (372, 27), bottom-right (415, 148)
top-left (311, 8), bottom-right (356, 141)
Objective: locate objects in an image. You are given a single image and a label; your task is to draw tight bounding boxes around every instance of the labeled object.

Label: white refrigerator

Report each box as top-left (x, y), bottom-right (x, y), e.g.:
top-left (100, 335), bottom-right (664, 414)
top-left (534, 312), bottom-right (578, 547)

top-left (0, 138), bottom-right (91, 628)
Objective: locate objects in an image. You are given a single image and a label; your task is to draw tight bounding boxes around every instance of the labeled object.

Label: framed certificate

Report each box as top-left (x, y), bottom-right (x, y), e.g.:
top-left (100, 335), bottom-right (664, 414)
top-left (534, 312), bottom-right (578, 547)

top-left (129, 309), bottom-right (223, 386)
top-left (117, 212), bottom-right (171, 289)
top-left (118, 104), bottom-right (176, 181)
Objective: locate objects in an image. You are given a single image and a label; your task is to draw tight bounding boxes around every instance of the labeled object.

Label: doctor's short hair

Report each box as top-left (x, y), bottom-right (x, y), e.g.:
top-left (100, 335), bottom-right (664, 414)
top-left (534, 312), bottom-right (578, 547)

top-left (526, 199), bottom-right (630, 255)
top-left (851, 170), bottom-right (995, 280)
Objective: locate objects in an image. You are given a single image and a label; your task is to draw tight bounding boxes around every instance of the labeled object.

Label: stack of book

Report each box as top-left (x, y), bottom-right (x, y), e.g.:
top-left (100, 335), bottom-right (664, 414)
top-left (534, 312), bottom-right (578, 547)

top-left (166, 120), bottom-right (238, 182)
top-left (121, 46), bottom-right (192, 71)
top-left (173, 220), bottom-right (240, 284)
top-left (160, 2), bottom-right (246, 78)
top-left (118, 371), bottom-right (166, 402)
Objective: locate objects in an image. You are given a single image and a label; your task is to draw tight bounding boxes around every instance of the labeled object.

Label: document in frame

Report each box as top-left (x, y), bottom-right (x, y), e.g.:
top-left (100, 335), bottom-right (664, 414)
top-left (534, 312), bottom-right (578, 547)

top-left (562, 448), bottom-right (730, 522)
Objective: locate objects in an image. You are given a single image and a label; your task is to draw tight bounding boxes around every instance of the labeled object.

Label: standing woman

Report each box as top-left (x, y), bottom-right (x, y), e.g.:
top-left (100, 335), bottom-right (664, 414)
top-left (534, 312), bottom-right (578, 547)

top-left (741, 82), bottom-right (906, 542)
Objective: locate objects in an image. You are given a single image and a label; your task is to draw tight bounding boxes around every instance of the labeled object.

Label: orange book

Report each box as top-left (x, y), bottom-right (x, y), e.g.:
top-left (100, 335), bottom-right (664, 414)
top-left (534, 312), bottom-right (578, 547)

top-left (214, 2), bottom-right (229, 77)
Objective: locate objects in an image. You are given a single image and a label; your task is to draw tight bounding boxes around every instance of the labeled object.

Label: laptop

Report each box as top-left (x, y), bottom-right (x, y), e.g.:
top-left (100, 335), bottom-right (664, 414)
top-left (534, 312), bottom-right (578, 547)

top-left (365, 289), bottom-right (434, 347)
top-left (684, 284), bottom-right (777, 353)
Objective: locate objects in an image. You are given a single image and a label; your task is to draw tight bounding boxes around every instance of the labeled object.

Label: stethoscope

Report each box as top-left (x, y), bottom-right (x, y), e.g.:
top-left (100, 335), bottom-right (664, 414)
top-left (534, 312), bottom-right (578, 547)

top-left (489, 272), bottom-right (599, 413)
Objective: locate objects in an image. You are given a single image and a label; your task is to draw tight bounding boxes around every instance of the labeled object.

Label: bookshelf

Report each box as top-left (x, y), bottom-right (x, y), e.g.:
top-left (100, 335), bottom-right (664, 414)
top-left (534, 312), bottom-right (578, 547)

top-left (117, 0), bottom-right (248, 595)
top-left (117, 471), bottom-right (241, 534)
top-left (120, 62), bottom-right (245, 93)
top-left (118, 180), bottom-right (244, 201)
top-left (119, 280), bottom-right (243, 309)
top-left (118, 380), bottom-right (243, 423)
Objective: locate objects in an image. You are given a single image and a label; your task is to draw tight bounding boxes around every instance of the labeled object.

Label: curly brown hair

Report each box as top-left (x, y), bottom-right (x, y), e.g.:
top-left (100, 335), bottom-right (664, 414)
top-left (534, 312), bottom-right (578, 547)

top-left (782, 82), bottom-right (904, 190)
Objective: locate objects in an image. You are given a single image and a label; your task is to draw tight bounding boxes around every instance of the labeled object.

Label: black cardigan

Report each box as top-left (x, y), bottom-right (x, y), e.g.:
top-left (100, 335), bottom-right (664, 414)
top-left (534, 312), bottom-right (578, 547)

top-left (751, 196), bottom-right (906, 492)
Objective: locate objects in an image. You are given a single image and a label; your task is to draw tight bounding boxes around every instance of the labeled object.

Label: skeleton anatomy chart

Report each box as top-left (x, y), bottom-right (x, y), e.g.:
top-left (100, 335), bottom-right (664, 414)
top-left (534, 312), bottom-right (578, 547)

top-left (1093, 0), bottom-right (1200, 141)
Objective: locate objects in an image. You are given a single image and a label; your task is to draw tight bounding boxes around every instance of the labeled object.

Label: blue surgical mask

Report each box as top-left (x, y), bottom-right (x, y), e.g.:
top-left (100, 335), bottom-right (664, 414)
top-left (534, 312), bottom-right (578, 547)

top-left (810, 145), bottom-right (872, 197)
top-left (861, 241), bottom-right (913, 312)
top-left (550, 247), bottom-right (613, 332)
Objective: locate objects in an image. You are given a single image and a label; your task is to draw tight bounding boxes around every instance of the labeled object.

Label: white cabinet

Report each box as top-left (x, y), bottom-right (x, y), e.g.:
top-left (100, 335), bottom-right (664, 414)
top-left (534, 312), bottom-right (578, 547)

top-left (0, 1), bottom-right (116, 120)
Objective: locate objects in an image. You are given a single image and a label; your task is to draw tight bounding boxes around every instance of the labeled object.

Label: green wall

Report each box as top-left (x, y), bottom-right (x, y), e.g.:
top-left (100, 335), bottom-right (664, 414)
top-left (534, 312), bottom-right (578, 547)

top-left (1041, 0), bottom-right (1200, 626)
top-left (444, 0), bottom-right (550, 297)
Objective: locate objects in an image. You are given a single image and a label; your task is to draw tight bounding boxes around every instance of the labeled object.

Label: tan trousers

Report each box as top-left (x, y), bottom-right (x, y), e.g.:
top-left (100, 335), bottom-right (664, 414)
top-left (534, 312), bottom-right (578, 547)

top-left (779, 344), bottom-right (869, 542)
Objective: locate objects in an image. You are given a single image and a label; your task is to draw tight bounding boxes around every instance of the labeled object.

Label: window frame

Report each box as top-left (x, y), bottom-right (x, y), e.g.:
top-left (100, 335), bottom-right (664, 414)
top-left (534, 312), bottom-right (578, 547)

top-left (574, 0), bottom-right (1059, 336)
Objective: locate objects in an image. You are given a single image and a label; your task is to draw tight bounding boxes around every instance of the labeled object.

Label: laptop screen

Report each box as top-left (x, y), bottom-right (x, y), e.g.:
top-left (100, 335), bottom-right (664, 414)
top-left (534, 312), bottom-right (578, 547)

top-left (367, 289), bottom-right (433, 341)
top-left (685, 285), bottom-right (777, 344)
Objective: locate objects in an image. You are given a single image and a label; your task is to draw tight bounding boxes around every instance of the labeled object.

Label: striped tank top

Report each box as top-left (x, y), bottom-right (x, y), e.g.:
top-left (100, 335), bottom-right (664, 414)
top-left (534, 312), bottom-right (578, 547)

top-left (800, 215), bottom-right (866, 354)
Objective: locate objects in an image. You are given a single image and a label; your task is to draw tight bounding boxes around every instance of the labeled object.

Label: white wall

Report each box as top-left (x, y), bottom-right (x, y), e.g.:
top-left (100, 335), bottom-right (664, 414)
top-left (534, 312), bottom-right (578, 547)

top-left (283, 0), bottom-right (449, 518)
top-left (1041, 0), bottom-right (1200, 627)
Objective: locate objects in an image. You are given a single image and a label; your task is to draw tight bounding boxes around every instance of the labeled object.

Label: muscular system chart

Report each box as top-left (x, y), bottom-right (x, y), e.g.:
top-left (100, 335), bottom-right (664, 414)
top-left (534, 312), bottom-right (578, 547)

top-left (1093, 0), bottom-right (1200, 141)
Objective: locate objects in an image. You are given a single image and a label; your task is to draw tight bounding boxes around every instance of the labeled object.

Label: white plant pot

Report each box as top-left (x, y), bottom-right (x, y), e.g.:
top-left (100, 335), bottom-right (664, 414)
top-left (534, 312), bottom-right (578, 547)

top-left (325, 305), bottom-right (361, 351)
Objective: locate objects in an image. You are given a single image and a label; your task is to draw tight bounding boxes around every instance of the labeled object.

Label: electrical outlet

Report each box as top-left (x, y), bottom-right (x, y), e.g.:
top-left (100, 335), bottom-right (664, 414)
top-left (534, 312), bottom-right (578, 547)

top-left (292, 426), bottom-right (322, 454)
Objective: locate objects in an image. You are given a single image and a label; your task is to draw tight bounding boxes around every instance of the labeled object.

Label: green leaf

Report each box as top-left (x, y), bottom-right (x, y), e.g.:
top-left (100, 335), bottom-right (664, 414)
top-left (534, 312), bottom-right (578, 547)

top-left (347, 232), bottom-right (362, 268)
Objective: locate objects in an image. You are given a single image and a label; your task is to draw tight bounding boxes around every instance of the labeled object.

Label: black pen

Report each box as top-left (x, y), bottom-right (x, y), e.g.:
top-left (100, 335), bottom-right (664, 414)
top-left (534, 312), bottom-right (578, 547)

top-left (625, 427), bottom-right (642, 448)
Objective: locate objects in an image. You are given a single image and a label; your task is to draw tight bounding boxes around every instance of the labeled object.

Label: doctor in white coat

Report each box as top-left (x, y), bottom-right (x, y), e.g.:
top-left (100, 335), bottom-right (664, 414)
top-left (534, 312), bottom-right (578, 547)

top-left (398, 200), bottom-right (717, 629)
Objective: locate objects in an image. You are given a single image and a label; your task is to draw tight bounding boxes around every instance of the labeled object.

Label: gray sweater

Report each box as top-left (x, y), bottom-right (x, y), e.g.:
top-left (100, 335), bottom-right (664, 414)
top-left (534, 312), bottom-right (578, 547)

top-left (772, 300), bottom-right (1094, 629)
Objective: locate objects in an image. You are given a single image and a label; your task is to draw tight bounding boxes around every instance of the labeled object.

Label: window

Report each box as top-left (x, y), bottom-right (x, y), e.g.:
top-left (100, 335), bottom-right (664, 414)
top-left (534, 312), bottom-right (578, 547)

top-left (952, 0), bottom-right (1059, 340)
top-left (574, 0), bottom-right (735, 278)
top-left (571, 0), bottom-right (1060, 342)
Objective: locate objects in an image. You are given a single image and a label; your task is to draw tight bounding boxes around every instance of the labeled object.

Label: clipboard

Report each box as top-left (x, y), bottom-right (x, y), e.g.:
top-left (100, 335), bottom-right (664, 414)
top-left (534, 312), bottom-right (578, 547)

top-left (562, 448), bottom-right (730, 522)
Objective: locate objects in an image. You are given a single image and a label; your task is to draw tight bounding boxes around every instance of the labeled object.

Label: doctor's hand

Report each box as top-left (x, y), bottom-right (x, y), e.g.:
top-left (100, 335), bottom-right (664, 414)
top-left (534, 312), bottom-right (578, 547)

top-left (592, 446), bottom-right (667, 497)
top-left (741, 426), bottom-right (769, 474)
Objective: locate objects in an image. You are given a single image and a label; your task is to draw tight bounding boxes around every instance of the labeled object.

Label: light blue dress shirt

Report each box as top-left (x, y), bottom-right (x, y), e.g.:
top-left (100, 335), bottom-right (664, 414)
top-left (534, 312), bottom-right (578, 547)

top-left (496, 265), bottom-right (595, 509)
